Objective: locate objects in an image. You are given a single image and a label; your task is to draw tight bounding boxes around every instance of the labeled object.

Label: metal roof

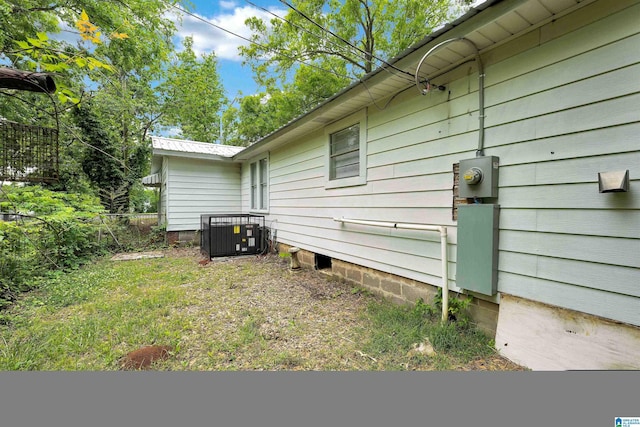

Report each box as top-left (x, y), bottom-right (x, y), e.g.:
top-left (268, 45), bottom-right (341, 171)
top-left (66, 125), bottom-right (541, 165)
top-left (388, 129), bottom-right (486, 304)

top-left (233, 0), bottom-right (590, 161)
top-left (141, 172), bottom-right (161, 187)
top-left (150, 136), bottom-right (244, 160)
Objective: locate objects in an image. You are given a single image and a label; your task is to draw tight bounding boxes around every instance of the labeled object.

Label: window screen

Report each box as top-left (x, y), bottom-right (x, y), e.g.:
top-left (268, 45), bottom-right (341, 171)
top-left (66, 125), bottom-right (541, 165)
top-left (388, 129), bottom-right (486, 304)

top-left (329, 124), bottom-right (359, 180)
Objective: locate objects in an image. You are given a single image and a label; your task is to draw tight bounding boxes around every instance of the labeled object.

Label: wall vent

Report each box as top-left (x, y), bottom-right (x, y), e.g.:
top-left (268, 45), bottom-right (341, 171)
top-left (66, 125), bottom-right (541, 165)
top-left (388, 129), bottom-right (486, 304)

top-left (314, 253), bottom-right (332, 270)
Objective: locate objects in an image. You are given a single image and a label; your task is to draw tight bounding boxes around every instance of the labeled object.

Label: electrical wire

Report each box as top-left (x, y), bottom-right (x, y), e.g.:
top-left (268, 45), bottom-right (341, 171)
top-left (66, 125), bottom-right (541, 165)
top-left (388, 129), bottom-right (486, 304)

top-left (171, 2), bottom-right (429, 112)
top-left (170, 3), bottom-right (356, 82)
top-left (278, 0), bottom-right (417, 83)
top-left (243, 0), bottom-right (388, 81)
top-left (361, 78), bottom-right (409, 111)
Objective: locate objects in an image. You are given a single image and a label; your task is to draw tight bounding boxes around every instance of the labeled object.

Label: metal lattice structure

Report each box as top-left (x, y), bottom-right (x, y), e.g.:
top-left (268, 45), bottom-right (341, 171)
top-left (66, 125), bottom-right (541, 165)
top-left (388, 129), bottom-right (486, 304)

top-left (0, 119), bottom-right (59, 183)
top-left (0, 67), bottom-right (59, 183)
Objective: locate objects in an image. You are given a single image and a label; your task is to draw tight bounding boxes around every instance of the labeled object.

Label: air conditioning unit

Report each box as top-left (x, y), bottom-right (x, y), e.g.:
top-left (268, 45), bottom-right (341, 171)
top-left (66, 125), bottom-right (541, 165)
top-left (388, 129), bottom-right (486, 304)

top-left (200, 214), bottom-right (265, 258)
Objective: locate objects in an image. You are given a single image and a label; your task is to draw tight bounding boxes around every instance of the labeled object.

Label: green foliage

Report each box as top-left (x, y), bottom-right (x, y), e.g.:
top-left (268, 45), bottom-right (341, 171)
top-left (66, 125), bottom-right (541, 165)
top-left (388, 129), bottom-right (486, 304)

top-left (0, 185), bottom-right (107, 307)
top-left (0, 253), bottom-right (506, 371)
top-left (428, 322), bottom-right (494, 361)
top-left (363, 298), bottom-right (436, 357)
top-left (0, 258), bottom-right (189, 370)
top-left (225, 61), bottom-right (349, 145)
top-left (1, 1), bottom-right (178, 103)
top-left (1, 1), bottom-right (175, 208)
top-left (434, 288), bottom-right (473, 327)
top-left (130, 186), bottom-right (158, 213)
top-left (361, 293), bottom-right (494, 369)
top-left (0, 220), bottom-right (41, 308)
top-left (158, 36), bottom-right (226, 143)
top-left (240, 0), bottom-right (458, 84)
top-left (73, 101), bottom-right (126, 211)
top-left (72, 99), bottom-right (152, 213)
top-left (100, 216), bottom-right (166, 253)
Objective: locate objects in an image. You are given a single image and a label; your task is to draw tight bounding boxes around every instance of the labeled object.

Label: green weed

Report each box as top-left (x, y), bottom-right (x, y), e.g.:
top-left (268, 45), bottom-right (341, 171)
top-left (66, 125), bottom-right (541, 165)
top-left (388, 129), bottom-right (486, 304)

top-left (359, 296), bottom-right (495, 370)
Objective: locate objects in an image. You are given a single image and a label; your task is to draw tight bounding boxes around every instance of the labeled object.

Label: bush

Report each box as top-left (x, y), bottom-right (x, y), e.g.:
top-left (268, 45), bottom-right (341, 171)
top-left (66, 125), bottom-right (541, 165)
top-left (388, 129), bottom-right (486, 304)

top-left (0, 185), bottom-right (107, 307)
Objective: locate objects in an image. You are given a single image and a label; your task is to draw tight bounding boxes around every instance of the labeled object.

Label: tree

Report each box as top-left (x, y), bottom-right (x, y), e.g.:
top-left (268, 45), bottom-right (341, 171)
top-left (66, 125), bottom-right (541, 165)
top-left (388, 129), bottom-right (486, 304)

top-left (235, 0), bottom-right (467, 142)
top-left (224, 62), bottom-right (347, 146)
top-left (73, 100), bottom-right (128, 213)
top-left (241, 0), bottom-right (457, 81)
top-left (1, 1), bottom-right (179, 210)
top-left (158, 36), bottom-right (226, 143)
top-left (1, 2), bottom-right (174, 104)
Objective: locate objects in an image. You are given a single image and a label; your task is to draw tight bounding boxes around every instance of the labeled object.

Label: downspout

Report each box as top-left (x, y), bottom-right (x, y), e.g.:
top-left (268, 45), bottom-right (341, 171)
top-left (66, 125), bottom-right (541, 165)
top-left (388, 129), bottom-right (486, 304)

top-left (333, 217), bottom-right (449, 323)
top-left (415, 37), bottom-right (485, 156)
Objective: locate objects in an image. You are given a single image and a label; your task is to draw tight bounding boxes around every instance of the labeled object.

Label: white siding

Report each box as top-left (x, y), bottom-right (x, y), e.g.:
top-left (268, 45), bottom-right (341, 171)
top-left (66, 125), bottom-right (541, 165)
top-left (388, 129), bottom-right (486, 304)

top-left (241, 0), bottom-right (640, 326)
top-left (160, 157), bottom-right (169, 226)
top-left (167, 157), bottom-right (241, 231)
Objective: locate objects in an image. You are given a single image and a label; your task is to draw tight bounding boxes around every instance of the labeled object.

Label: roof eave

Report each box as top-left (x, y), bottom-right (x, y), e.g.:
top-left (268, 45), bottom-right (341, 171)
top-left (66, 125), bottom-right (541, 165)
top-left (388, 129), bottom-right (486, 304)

top-left (232, 0), bottom-right (507, 162)
top-left (153, 149), bottom-right (237, 162)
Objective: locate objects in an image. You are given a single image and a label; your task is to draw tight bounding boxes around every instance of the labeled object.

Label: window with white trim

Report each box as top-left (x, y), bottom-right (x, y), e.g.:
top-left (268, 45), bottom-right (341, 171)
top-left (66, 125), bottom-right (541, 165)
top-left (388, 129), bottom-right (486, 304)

top-left (250, 156), bottom-right (269, 211)
top-left (330, 124), bottom-right (360, 180)
top-left (325, 110), bottom-right (367, 188)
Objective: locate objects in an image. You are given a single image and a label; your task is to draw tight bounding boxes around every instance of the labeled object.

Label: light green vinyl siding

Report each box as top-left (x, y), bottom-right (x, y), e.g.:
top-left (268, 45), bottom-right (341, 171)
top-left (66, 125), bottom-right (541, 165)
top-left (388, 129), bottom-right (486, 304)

top-left (240, 0), bottom-right (640, 326)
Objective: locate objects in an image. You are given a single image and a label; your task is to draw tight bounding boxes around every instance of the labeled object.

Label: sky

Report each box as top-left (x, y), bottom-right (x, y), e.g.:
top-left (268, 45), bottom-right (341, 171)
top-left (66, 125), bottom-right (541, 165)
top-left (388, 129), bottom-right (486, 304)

top-left (172, 0), bottom-right (289, 101)
top-left (173, 0), bottom-right (481, 100)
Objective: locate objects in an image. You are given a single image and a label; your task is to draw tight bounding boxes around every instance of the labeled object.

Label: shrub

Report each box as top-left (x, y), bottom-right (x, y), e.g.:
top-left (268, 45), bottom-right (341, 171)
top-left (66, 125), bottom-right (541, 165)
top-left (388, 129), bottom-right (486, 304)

top-left (0, 185), bottom-right (107, 306)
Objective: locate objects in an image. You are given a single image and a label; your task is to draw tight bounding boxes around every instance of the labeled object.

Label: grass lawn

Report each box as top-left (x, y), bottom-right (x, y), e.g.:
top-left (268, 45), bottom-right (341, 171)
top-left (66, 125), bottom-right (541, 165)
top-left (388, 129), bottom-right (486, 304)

top-left (0, 248), bottom-right (526, 371)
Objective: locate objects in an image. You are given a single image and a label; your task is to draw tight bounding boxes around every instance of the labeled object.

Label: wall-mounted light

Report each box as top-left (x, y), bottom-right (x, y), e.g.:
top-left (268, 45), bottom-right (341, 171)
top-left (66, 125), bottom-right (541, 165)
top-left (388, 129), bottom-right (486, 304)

top-left (598, 170), bottom-right (629, 193)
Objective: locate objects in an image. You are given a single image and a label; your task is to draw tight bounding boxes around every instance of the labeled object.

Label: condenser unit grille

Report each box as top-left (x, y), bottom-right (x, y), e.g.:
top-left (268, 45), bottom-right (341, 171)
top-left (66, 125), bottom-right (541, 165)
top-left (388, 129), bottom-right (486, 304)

top-left (201, 214), bottom-right (265, 258)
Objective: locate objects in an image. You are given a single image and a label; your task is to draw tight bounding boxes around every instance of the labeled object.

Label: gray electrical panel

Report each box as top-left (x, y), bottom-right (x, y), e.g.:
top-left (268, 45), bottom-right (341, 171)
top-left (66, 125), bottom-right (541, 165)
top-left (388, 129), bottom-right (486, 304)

top-left (459, 156), bottom-right (499, 198)
top-left (456, 204), bottom-right (499, 296)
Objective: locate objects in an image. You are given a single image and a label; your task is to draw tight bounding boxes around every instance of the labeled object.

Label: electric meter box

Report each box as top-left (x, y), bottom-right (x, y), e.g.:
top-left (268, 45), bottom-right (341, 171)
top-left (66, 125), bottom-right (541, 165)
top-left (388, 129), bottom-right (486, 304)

top-left (459, 156), bottom-right (499, 198)
top-left (456, 204), bottom-right (499, 296)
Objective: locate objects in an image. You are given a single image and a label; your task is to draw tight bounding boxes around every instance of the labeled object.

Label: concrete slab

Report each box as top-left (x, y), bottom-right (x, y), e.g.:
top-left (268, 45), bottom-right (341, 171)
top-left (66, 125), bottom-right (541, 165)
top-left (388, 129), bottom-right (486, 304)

top-left (110, 251), bottom-right (165, 261)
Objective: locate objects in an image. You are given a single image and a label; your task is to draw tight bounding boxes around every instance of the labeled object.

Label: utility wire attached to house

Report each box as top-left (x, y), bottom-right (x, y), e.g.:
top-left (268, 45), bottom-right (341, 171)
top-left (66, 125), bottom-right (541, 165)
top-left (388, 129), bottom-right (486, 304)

top-left (168, 2), bottom-right (423, 112)
top-left (277, 0), bottom-right (417, 83)
top-left (243, 0), bottom-right (409, 83)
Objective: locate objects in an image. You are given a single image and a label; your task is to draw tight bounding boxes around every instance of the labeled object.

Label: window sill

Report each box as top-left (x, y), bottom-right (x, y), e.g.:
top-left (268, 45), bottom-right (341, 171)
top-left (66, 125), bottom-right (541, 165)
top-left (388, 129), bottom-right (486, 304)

top-left (325, 175), bottom-right (367, 189)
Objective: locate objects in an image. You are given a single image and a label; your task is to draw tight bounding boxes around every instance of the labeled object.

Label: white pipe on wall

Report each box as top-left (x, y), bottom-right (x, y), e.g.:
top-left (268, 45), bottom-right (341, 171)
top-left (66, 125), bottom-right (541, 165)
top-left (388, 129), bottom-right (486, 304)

top-left (333, 217), bottom-right (449, 323)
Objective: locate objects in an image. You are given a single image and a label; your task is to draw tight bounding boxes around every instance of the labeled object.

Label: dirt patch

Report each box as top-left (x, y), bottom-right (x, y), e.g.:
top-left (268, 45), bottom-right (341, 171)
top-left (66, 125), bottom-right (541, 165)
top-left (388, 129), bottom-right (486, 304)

top-left (157, 248), bottom-right (526, 371)
top-left (120, 345), bottom-right (173, 370)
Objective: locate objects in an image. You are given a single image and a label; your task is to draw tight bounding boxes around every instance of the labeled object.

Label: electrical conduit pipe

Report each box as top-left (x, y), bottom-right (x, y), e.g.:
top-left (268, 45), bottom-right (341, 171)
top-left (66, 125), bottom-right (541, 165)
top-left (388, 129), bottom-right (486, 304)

top-left (414, 37), bottom-right (485, 156)
top-left (333, 217), bottom-right (449, 323)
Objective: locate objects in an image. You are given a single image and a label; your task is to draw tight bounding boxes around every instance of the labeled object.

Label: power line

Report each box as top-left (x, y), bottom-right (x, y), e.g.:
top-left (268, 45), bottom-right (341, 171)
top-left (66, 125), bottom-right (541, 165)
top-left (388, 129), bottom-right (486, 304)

top-left (170, 3), bottom-right (356, 83)
top-left (170, 2), bottom-right (415, 113)
top-left (278, 0), bottom-right (416, 83)
top-left (242, 0), bottom-right (371, 80)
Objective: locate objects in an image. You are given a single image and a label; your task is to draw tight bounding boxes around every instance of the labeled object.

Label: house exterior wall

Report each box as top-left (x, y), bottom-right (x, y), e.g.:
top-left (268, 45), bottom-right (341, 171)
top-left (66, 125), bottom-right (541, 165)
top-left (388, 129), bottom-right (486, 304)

top-left (165, 156), bottom-right (241, 232)
top-left (159, 156), bottom-right (169, 226)
top-left (239, 0), bottom-right (639, 368)
top-left (482, 0), bottom-right (639, 328)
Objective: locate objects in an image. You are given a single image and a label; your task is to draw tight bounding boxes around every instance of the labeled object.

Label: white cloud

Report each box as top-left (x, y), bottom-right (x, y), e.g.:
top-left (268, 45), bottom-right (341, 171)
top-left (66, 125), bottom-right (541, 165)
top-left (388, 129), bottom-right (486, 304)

top-left (174, 5), bottom-right (287, 61)
top-left (219, 1), bottom-right (237, 10)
